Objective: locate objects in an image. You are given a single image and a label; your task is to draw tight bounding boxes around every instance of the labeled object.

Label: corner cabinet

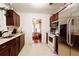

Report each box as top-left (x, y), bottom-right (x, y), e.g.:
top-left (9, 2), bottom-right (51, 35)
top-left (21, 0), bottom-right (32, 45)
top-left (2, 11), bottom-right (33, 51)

top-left (6, 10), bottom-right (20, 27)
top-left (0, 34), bottom-right (25, 56)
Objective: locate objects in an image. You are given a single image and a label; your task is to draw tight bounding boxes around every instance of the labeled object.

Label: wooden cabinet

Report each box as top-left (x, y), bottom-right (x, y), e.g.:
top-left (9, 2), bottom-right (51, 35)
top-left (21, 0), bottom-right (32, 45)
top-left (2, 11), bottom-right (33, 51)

top-left (6, 10), bottom-right (20, 27)
top-left (50, 12), bottom-right (59, 27)
top-left (19, 34), bottom-right (25, 50)
top-left (0, 39), bottom-right (16, 56)
top-left (10, 45), bottom-right (16, 56)
top-left (0, 34), bottom-right (25, 56)
top-left (0, 44), bottom-right (10, 56)
top-left (50, 12), bottom-right (59, 22)
top-left (14, 37), bottom-right (20, 55)
top-left (9, 39), bottom-right (16, 56)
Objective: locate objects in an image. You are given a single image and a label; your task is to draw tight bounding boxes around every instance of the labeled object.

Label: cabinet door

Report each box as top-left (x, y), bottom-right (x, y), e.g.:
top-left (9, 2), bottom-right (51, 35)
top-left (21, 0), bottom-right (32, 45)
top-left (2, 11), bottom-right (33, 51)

top-left (53, 14), bottom-right (56, 21)
top-left (6, 10), bottom-right (14, 26)
top-left (9, 40), bottom-right (16, 56)
top-left (17, 15), bottom-right (20, 26)
top-left (6, 15), bottom-right (14, 26)
top-left (13, 12), bottom-right (17, 26)
top-left (20, 34), bottom-right (25, 50)
top-left (6, 10), bottom-right (20, 26)
top-left (50, 16), bottom-right (53, 27)
top-left (15, 37), bottom-right (20, 55)
top-left (0, 45), bottom-right (10, 56)
top-left (15, 14), bottom-right (20, 27)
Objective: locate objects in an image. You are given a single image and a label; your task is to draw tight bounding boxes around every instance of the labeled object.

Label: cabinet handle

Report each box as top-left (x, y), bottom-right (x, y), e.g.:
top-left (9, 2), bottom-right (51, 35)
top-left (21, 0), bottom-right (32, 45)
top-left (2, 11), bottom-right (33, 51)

top-left (2, 45), bottom-right (7, 48)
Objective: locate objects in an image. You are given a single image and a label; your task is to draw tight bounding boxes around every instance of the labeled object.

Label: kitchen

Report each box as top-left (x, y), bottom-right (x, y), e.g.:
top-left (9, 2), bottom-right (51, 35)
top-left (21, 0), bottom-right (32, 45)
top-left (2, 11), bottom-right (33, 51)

top-left (48, 3), bottom-right (79, 56)
top-left (0, 3), bottom-right (79, 56)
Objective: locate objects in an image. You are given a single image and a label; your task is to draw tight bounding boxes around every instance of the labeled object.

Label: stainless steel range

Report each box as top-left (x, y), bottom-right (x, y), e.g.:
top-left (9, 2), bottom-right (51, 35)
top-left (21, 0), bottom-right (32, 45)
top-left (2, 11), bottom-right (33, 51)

top-left (48, 33), bottom-right (56, 51)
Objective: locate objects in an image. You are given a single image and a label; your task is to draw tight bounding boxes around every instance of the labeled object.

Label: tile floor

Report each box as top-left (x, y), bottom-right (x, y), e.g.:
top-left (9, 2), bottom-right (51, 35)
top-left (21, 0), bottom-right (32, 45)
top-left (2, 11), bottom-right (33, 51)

top-left (18, 43), bottom-right (57, 56)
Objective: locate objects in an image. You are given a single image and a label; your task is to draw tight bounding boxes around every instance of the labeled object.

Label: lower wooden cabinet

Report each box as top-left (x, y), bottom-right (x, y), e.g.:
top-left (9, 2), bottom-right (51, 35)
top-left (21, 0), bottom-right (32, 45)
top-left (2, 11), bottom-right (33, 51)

top-left (19, 34), bottom-right (25, 51)
top-left (15, 37), bottom-right (20, 55)
top-left (0, 46), bottom-right (10, 56)
top-left (10, 45), bottom-right (16, 56)
top-left (0, 34), bottom-right (25, 56)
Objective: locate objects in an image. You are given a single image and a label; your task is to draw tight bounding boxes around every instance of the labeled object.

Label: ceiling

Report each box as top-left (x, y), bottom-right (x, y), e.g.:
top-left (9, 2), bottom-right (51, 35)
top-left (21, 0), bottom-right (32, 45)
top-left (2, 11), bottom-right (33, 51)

top-left (11, 3), bottom-right (65, 14)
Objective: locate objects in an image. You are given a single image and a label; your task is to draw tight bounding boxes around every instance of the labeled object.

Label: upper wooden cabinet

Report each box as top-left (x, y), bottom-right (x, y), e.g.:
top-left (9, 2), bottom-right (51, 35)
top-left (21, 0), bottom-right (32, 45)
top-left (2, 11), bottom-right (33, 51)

top-left (6, 10), bottom-right (20, 27)
top-left (50, 12), bottom-right (59, 22)
top-left (50, 12), bottom-right (59, 27)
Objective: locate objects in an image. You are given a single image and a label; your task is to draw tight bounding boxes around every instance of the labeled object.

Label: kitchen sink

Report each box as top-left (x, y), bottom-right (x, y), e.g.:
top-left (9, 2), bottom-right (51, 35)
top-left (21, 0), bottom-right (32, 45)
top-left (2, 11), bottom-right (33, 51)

top-left (0, 35), bottom-right (15, 39)
top-left (2, 36), bottom-right (14, 38)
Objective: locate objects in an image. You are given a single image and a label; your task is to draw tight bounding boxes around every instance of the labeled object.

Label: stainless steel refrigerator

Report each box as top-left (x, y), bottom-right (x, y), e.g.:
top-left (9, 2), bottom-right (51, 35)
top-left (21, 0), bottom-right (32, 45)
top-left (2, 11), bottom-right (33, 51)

top-left (58, 17), bottom-right (79, 56)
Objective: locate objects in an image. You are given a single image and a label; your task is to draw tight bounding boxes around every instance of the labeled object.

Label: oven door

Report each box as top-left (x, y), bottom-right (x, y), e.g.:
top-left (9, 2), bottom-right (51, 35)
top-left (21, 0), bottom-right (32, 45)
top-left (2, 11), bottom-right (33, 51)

top-left (48, 34), bottom-right (56, 51)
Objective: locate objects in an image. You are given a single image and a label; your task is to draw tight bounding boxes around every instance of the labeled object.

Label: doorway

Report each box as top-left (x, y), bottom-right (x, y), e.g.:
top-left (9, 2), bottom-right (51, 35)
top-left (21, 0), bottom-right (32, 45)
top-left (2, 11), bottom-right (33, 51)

top-left (32, 19), bottom-right (42, 43)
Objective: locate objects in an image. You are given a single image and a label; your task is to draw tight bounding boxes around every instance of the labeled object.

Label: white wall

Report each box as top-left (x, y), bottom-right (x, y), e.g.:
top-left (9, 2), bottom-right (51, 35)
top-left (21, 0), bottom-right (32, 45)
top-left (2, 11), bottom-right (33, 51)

top-left (17, 12), bottom-right (50, 44)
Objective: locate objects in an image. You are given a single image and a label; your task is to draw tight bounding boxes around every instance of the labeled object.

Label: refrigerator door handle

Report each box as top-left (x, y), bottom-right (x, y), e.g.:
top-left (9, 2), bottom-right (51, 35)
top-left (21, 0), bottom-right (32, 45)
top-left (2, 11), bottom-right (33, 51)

top-left (67, 18), bottom-right (70, 45)
top-left (68, 18), bottom-right (74, 47)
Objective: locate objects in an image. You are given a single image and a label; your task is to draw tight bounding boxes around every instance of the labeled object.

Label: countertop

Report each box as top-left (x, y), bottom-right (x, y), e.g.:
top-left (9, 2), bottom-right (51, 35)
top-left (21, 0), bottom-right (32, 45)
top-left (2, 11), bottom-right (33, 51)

top-left (0, 33), bottom-right (24, 45)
